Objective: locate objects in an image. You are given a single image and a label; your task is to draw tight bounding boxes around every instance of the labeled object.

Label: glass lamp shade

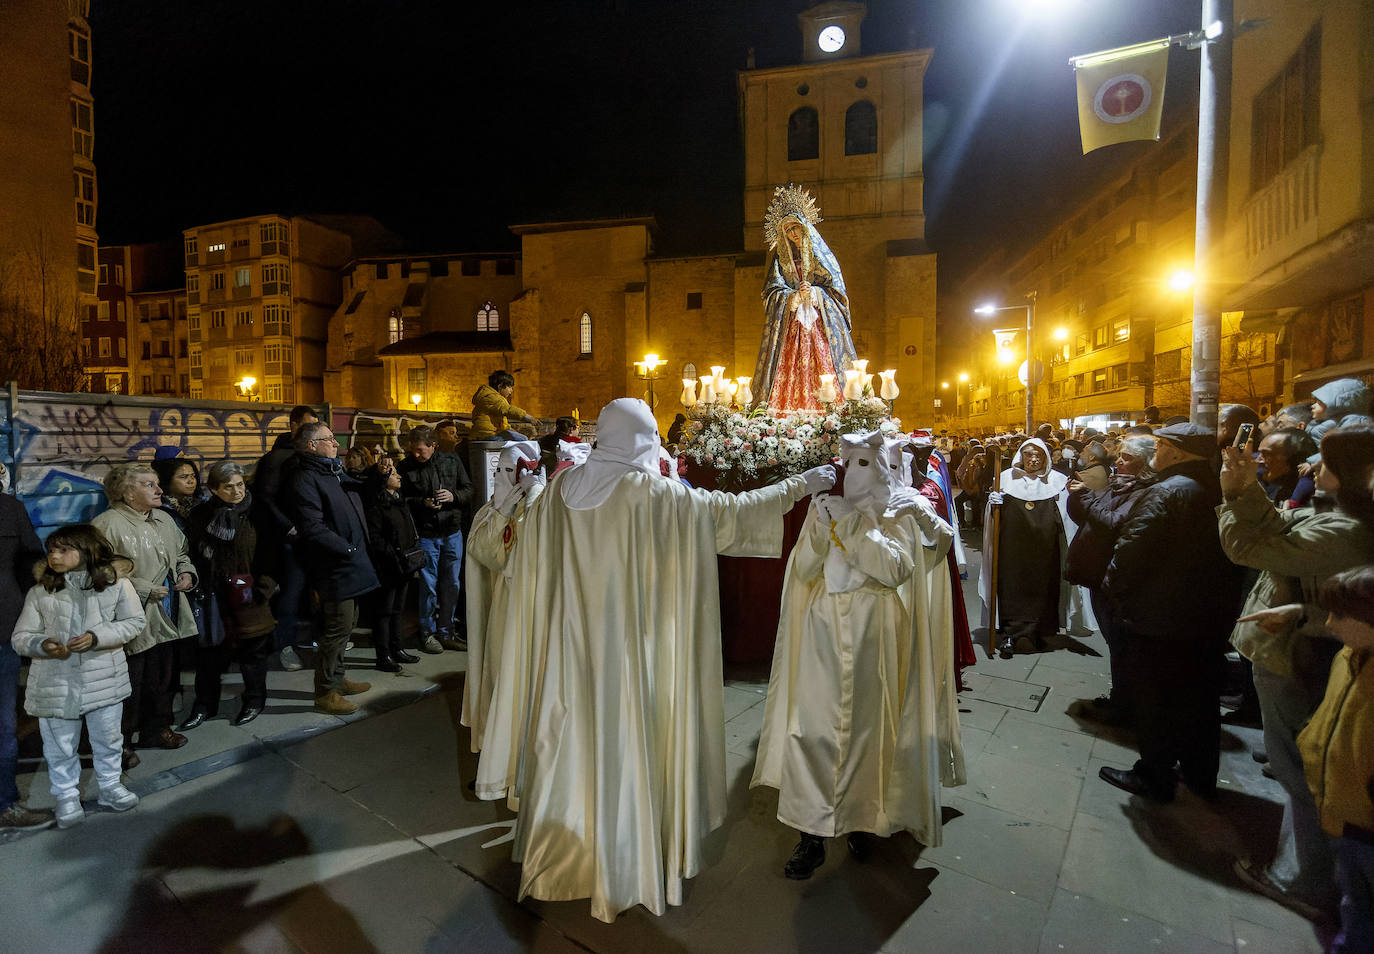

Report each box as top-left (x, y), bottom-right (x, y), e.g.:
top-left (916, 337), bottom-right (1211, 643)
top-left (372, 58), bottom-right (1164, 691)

top-left (842, 369), bottom-right (864, 401)
top-left (680, 379), bottom-right (698, 407)
top-left (817, 373), bottom-right (838, 404)
top-left (736, 376), bottom-right (753, 405)
top-left (879, 369), bottom-right (899, 400)
top-left (699, 375), bottom-right (716, 405)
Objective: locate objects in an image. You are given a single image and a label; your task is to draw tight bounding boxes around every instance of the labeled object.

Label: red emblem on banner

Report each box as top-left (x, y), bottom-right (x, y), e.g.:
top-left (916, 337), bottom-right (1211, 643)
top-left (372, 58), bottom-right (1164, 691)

top-left (1093, 73), bottom-right (1151, 124)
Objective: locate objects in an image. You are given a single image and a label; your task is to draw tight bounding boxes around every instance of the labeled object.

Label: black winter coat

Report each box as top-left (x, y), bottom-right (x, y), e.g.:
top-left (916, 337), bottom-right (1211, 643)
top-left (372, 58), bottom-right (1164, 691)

top-left (0, 494), bottom-right (43, 638)
top-left (288, 454), bottom-right (379, 602)
top-left (1064, 474), bottom-right (1150, 590)
top-left (364, 489), bottom-right (421, 582)
top-left (1101, 458), bottom-right (1243, 640)
top-left (398, 451), bottom-right (473, 538)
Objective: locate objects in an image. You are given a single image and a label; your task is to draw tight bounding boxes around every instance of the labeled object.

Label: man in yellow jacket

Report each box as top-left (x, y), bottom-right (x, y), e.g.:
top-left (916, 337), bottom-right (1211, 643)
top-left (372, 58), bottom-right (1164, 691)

top-left (470, 370), bottom-right (536, 442)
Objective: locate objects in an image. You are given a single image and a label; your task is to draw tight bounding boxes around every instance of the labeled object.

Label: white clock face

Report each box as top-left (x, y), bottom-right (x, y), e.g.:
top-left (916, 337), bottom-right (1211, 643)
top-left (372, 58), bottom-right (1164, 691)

top-left (818, 25), bottom-right (846, 53)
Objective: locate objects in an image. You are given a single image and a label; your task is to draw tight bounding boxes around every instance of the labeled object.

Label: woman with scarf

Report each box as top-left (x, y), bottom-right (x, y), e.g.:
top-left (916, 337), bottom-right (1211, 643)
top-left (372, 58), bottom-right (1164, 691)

top-left (980, 437), bottom-right (1072, 658)
top-left (362, 457), bottom-right (422, 673)
top-left (179, 461), bottom-right (277, 729)
top-left (152, 456), bottom-right (208, 664)
top-left (752, 186), bottom-right (855, 411)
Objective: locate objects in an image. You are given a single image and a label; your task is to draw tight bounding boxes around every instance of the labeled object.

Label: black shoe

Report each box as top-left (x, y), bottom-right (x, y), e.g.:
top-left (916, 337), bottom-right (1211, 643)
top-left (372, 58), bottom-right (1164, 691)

top-left (783, 835), bottom-right (826, 880)
top-left (231, 705), bottom-right (262, 727)
top-left (846, 832), bottom-right (873, 862)
top-left (375, 658), bottom-right (402, 673)
top-left (997, 637), bottom-right (1015, 659)
top-left (1098, 765), bottom-right (1174, 803)
top-left (177, 710), bottom-right (209, 732)
top-left (1252, 749), bottom-right (1269, 764)
top-left (121, 746), bottom-right (140, 771)
top-left (391, 649), bottom-right (419, 664)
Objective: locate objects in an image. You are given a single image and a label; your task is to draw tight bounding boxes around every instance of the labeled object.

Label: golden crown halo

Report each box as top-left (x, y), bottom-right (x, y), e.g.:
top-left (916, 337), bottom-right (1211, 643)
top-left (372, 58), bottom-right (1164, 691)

top-left (763, 183), bottom-right (822, 250)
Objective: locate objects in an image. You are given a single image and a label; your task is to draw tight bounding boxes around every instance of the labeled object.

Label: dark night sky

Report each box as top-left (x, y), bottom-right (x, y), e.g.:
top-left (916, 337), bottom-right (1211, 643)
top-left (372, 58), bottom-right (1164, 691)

top-left (89, 0), bottom-right (1205, 288)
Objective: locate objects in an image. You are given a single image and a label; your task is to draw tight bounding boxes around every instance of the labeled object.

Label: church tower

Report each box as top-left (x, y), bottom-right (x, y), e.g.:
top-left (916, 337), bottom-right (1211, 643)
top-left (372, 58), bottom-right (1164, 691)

top-left (735, 1), bottom-right (938, 424)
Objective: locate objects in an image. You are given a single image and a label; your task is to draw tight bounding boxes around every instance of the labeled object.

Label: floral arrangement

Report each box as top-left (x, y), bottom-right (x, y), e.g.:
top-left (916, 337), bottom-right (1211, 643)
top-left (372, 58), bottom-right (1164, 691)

top-left (680, 397), bottom-right (901, 490)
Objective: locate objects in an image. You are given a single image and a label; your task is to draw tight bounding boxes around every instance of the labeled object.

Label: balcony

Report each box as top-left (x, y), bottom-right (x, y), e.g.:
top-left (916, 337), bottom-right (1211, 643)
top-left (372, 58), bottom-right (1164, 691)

top-left (1241, 145), bottom-right (1321, 279)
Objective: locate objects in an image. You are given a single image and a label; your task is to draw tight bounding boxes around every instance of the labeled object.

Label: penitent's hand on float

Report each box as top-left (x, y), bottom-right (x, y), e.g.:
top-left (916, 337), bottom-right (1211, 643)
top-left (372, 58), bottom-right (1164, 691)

top-left (801, 465), bottom-right (837, 497)
top-left (987, 491), bottom-right (1004, 506)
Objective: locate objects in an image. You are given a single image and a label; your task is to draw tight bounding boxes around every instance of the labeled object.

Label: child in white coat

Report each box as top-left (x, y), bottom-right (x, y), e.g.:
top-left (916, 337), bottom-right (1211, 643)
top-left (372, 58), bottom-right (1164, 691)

top-left (11, 524), bottom-right (146, 828)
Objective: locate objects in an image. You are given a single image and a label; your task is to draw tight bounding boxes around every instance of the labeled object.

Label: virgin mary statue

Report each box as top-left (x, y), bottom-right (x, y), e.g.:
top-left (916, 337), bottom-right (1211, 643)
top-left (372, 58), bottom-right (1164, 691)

top-left (752, 185), bottom-right (856, 411)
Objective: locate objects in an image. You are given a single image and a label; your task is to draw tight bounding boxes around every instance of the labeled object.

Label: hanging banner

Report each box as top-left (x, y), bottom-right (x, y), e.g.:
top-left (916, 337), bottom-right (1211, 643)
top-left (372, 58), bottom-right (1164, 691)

top-left (992, 328), bottom-right (1020, 357)
top-left (1071, 38), bottom-right (1170, 154)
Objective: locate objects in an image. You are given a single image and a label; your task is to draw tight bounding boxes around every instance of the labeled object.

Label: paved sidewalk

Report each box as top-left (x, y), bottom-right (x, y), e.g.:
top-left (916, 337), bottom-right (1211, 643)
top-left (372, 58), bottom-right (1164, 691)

top-left (0, 534), bottom-right (1328, 953)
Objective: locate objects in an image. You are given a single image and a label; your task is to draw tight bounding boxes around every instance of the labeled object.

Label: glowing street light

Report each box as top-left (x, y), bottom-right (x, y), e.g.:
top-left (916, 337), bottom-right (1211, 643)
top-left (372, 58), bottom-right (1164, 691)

top-left (235, 376), bottom-right (258, 401)
top-left (974, 293), bottom-right (1039, 433)
top-left (1168, 268), bottom-right (1195, 292)
top-left (634, 352), bottom-right (667, 409)
top-left (1053, 326), bottom-right (1069, 341)
top-left (958, 372), bottom-right (969, 382)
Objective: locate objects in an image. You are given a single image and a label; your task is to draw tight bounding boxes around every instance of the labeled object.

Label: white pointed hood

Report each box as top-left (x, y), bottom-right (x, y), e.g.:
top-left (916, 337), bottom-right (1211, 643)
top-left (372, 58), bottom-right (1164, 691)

top-left (560, 398), bottom-right (662, 510)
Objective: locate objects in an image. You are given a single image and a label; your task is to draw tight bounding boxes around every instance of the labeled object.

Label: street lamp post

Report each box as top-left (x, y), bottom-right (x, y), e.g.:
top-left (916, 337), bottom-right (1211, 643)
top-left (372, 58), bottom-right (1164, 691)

top-left (975, 291), bottom-right (1038, 434)
top-left (234, 376), bottom-right (258, 402)
top-left (633, 353), bottom-right (667, 410)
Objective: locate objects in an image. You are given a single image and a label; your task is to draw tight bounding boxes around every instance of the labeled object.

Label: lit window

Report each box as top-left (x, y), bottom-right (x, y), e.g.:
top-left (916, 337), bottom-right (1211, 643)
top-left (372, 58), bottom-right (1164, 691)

top-left (98, 337), bottom-right (110, 356)
top-left (408, 367), bottom-right (427, 394)
top-left (579, 312), bottom-right (593, 355)
top-left (266, 383), bottom-right (282, 402)
top-left (207, 242), bottom-right (227, 253)
top-left (234, 267), bottom-right (251, 287)
top-left (104, 374), bottom-right (121, 394)
top-left (1112, 317), bottom-right (1130, 342)
top-left (683, 362), bottom-right (697, 381)
top-left (477, 300), bottom-right (499, 331)
top-left (388, 308), bottom-right (403, 344)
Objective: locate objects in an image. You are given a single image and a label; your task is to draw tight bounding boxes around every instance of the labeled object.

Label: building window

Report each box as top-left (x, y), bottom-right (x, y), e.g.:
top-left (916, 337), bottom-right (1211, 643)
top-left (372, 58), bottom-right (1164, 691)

top-left (787, 107), bottom-right (819, 162)
top-left (682, 362), bottom-right (697, 383)
top-left (70, 98), bottom-right (93, 158)
top-left (1110, 363), bottom-right (1129, 389)
top-left (104, 374), bottom-right (121, 394)
top-left (74, 170), bottom-right (95, 226)
top-left (141, 375), bottom-right (152, 393)
top-left (476, 301), bottom-right (499, 331)
top-left (210, 351), bottom-right (228, 369)
top-left (234, 267), bottom-right (251, 288)
top-left (407, 367), bottom-right (427, 396)
top-left (189, 312), bottom-right (201, 331)
top-left (1232, 333), bottom-right (1269, 363)
top-left (260, 221), bottom-right (287, 244)
top-left (262, 262), bottom-right (289, 288)
top-left (1111, 317), bottom-right (1130, 343)
top-left (98, 265), bottom-right (109, 286)
top-left (210, 309), bottom-right (226, 329)
top-left (235, 348), bottom-right (253, 366)
top-left (69, 28), bottom-right (90, 85)
top-left (265, 383), bottom-right (282, 402)
top-left (160, 375), bottom-right (172, 392)
top-left (844, 100), bottom-right (878, 156)
top-left (1074, 332), bottom-right (1089, 356)
top-left (207, 242), bottom-right (226, 253)
top-left (1093, 325), bottom-right (1110, 348)
top-left (387, 308), bottom-right (403, 344)
top-left (118, 338), bottom-right (126, 358)
top-left (210, 272), bottom-right (225, 291)
top-left (186, 274), bottom-right (199, 293)
top-left (461, 258), bottom-right (480, 277)
top-left (686, 292), bottom-right (703, 310)
top-left (96, 336), bottom-right (109, 357)
top-left (1251, 26), bottom-right (1320, 193)
top-left (189, 348), bottom-right (201, 370)
top-left (236, 309), bottom-right (252, 326)
top-left (77, 242), bottom-right (95, 273)
top-left (263, 303), bottom-right (290, 331)
top-left (141, 341), bottom-right (151, 359)
top-left (376, 262), bottom-right (389, 280)
top-left (401, 261), bottom-right (411, 279)
top-left (579, 312), bottom-right (593, 355)
top-left (231, 238), bottom-right (248, 250)
top-left (179, 373), bottom-right (188, 393)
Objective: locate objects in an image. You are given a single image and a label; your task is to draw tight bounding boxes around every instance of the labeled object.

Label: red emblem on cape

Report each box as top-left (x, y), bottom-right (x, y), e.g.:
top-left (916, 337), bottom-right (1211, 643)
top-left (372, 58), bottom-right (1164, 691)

top-left (502, 525), bottom-right (513, 547)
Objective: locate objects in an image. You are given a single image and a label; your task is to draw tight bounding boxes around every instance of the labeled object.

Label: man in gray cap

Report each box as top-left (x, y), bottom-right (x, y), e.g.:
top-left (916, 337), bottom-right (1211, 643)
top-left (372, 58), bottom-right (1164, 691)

top-left (1097, 421), bottom-right (1243, 801)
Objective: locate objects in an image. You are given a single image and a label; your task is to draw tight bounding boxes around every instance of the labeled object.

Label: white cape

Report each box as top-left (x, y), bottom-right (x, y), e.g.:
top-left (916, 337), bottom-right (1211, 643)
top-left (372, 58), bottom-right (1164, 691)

top-left (752, 499), bottom-right (965, 846)
top-left (497, 471), bottom-right (809, 923)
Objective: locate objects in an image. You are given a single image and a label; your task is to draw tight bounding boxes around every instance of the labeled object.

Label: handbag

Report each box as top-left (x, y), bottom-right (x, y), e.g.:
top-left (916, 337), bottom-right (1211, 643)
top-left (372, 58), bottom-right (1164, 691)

top-left (223, 572), bottom-right (256, 610)
top-left (398, 545), bottom-right (427, 575)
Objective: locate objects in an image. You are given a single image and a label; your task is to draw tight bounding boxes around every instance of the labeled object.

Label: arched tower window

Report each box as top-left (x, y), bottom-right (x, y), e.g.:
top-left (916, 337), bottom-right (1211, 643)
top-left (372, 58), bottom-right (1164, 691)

top-left (682, 361), bottom-right (697, 383)
top-left (476, 300), bottom-right (499, 331)
top-left (845, 100), bottom-right (877, 156)
top-left (787, 107), bottom-right (819, 161)
top-left (579, 312), bottom-right (593, 355)
top-left (387, 307), bottom-right (403, 344)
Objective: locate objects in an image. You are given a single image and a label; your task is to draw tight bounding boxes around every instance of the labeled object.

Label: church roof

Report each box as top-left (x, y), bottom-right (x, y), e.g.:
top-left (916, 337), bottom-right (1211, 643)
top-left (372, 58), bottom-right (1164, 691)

top-left (376, 331), bottom-right (514, 357)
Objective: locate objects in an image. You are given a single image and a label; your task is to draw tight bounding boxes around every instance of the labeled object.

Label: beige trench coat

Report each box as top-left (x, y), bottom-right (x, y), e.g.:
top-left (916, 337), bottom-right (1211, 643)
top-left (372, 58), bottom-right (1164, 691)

top-left (91, 503), bottom-right (198, 655)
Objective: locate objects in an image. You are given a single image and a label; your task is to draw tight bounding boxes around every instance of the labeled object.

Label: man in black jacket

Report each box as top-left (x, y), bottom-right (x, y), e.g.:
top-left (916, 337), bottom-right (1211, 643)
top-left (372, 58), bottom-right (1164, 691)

top-left (1097, 422), bottom-right (1243, 802)
top-left (252, 404), bottom-right (319, 671)
top-left (289, 421), bottom-right (379, 715)
top-left (399, 425), bottom-right (473, 652)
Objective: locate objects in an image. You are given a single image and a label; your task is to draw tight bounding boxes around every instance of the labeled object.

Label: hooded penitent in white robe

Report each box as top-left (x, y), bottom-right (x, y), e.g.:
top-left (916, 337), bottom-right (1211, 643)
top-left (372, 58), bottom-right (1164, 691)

top-left (977, 438), bottom-right (1073, 636)
top-left (493, 399), bottom-right (820, 923)
top-left (752, 432), bottom-right (965, 846)
top-left (462, 440), bottom-right (543, 760)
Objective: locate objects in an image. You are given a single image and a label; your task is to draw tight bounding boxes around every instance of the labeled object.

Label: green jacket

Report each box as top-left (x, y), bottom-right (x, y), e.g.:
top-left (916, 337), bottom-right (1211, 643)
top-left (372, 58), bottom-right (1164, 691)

top-left (1218, 482), bottom-right (1374, 676)
top-left (91, 503), bottom-right (199, 654)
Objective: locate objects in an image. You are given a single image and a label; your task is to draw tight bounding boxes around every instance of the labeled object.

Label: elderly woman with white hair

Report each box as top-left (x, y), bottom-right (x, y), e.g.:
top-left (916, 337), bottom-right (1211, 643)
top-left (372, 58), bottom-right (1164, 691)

top-left (91, 461), bottom-right (198, 764)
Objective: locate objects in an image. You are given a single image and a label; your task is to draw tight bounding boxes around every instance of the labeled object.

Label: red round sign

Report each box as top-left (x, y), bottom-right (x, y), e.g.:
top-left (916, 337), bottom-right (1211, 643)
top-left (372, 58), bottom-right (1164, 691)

top-left (1093, 73), bottom-right (1152, 124)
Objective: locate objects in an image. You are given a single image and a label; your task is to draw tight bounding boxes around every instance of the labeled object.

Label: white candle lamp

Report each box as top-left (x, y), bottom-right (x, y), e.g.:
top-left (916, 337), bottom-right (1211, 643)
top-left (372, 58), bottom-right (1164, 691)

top-left (879, 369), bottom-right (899, 401)
top-left (699, 375), bottom-right (716, 405)
top-left (850, 358), bottom-right (869, 374)
top-left (736, 376), bottom-right (753, 405)
top-left (817, 373), bottom-right (837, 404)
top-left (680, 378), bottom-right (698, 408)
top-left (842, 369), bottom-right (864, 401)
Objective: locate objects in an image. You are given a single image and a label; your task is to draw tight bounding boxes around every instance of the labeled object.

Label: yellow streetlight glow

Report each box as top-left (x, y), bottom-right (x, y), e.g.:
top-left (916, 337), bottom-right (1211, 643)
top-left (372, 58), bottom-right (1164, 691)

top-left (940, 381), bottom-right (950, 389)
top-left (1053, 326), bottom-right (1069, 341)
top-left (235, 376), bottom-right (256, 393)
top-left (1168, 269), bottom-right (1195, 292)
top-left (410, 393), bottom-right (422, 407)
top-left (958, 372), bottom-right (969, 382)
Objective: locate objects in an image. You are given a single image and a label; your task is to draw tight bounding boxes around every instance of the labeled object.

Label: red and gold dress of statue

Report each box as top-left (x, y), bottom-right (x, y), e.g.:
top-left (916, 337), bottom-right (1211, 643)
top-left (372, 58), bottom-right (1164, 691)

top-left (768, 281), bottom-right (837, 412)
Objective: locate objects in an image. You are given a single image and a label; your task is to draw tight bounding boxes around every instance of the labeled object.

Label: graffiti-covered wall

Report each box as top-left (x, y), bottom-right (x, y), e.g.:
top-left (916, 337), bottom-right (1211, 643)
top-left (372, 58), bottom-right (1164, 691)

top-left (0, 384), bottom-right (475, 537)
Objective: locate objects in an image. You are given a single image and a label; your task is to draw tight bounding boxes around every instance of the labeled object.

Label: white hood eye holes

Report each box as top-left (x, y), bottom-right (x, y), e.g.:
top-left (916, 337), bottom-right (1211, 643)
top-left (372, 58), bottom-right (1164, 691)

top-left (857, 458), bottom-right (870, 466)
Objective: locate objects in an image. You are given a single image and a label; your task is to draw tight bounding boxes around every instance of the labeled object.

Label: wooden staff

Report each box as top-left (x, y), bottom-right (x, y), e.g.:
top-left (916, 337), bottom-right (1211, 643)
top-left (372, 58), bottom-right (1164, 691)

top-left (986, 445), bottom-right (1003, 657)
